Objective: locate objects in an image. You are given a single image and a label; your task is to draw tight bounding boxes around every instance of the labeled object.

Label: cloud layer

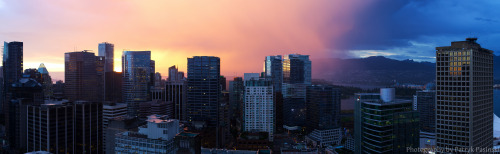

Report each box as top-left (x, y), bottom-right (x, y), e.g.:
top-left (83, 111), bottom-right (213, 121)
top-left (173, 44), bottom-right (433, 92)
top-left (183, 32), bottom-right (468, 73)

top-left (1, 0), bottom-right (499, 81)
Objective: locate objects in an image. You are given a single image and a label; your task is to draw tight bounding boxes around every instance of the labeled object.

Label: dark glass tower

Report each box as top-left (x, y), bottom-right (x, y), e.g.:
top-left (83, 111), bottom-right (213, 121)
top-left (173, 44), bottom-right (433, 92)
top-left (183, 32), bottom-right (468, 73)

top-left (186, 56), bottom-right (220, 127)
top-left (355, 88), bottom-right (419, 153)
top-left (98, 42), bottom-right (114, 72)
top-left (3, 41), bottom-right (23, 124)
top-left (435, 38), bottom-right (493, 151)
top-left (122, 51), bottom-right (152, 117)
top-left (64, 51), bottom-right (100, 102)
top-left (264, 55), bottom-right (282, 92)
top-left (306, 85), bottom-right (341, 132)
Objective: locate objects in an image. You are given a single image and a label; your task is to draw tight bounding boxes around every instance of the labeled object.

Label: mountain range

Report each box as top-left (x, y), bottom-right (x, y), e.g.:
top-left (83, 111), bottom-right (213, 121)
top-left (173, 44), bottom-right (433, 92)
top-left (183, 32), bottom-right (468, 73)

top-left (313, 55), bottom-right (500, 85)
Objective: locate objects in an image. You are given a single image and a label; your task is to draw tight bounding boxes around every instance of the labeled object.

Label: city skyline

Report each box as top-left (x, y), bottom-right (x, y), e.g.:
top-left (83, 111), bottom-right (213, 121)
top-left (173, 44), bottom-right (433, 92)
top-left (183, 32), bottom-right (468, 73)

top-left (1, 0), bottom-right (500, 81)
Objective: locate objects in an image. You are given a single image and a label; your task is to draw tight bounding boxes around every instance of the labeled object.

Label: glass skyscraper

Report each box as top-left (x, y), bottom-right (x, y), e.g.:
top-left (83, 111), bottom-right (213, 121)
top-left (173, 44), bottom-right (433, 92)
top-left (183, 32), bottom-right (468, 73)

top-left (355, 88), bottom-right (419, 153)
top-left (435, 38), bottom-right (493, 151)
top-left (283, 54), bottom-right (311, 84)
top-left (98, 42), bottom-right (114, 72)
top-left (186, 56), bottom-right (220, 127)
top-left (264, 55), bottom-right (283, 92)
top-left (122, 51), bottom-right (152, 117)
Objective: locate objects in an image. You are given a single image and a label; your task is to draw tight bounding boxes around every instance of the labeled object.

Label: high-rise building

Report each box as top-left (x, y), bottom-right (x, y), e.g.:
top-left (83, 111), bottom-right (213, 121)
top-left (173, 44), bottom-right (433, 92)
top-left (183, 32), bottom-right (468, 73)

top-left (104, 71), bottom-right (122, 102)
top-left (64, 51), bottom-right (101, 102)
top-left (27, 101), bottom-right (103, 154)
top-left (229, 77), bottom-right (244, 126)
top-left (3, 41), bottom-right (23, 136)
top-left (122, 51), bottom-right (152, 117)
top-left (243, 79), bottom-right (274, 141)
top-left (435, 38), bottom-right (494, 151)
top-left (115, 115), bottom-right (179, 154)
top-left (354, 93), bottom-right (380, 154)
top-left (7, 78), bottom-right (43, 151)
top-left (165, 81), bottom-right (187, 121)
top-left (98, 42), bottom-right (114, 72)
top-left (305, 85), bottom-right (342, 148)
top-left (355, 88), bottom-right (419, 153)
top-left (264, 55), bottom-right (283, 92)
top-left (3, 41), bottom-right (23, 92)
top-left (413, 84), bottom-right (436, 149)
top-left (186, 56), bottom-right (220, 127)
top-left (27, 103), bottom-right (74, 154)
top-left (283, 54), bottom-right (311, 84)
top-left (282, 83), bottom-right (308, 130)
top-left (73, 101), bottom-right (103, 153)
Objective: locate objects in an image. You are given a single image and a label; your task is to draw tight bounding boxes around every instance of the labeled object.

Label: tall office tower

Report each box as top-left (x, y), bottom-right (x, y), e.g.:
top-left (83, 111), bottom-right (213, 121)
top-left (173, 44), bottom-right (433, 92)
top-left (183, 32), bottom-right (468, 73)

top-left (38, 63), bottom-right (53, 99)
top-left (243, 79), bottom-right (274, 141)
top-left (73, 101), bottom-right (103, 154)
top-left (98, 42), bottom-right (114, 72)
top-left (3, 41), bottom-right (23, 91)
top-left (104, 71), bottom-right (122, 102)
top-left (435, 38), bottom-right (494, 151)
top-left (186, 56), bottom-right (220, 127)
top-left (27, 103), bottom-right (74, 154)
top-left (305, 85), bottom-right (342, 148)
top-left (354, 93), bottom-right (380, 154)
top-left (64, 51), bottom-right (100, 102)
top-left (414, 83), bottom-right (436, 149)
top-left (264, 55), bottom-right (283, 92)
top-left (282, 83), bottom-right (308, 131)
top-left (229, 77), bottom-right (244, 125)
top-left (355, 88), bottom-right (419, 153)
top-left (122, 51), bottom-right (152, 117)
top-left (115, 115), bottom-right (179, 153)
top-left (283, 54), bottom-right (311, 84)
top-left (3, 41), bottom-right (23, 134)
top-left (165, 81), bottom-right (187, 121)
top-left (96, 56), bottom-right (105, 102)
top-left (7, 78), bottom-right (44, 151)
top-left (281, 54), bottom-right (311, 131)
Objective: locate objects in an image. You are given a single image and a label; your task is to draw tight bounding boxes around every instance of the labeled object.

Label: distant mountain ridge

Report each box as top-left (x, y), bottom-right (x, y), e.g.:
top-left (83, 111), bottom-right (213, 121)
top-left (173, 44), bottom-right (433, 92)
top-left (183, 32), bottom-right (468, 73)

top-left (313, 55), bottom-right (500, 85)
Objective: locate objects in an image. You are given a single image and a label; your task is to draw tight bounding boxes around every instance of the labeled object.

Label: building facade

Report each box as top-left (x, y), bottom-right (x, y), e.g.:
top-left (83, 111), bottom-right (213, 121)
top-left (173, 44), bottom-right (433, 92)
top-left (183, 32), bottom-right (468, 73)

top-left (243, 79), bottom-right (274, 141)
top-left (114, 115), bottom-right (179, 154)
top-left (122, 51), bottom-right (152, 117)
top-left (305, 85), bottom-right (342, 147)
top-left (186, 56), bottom-right (220, 127)
top-left (355, 88), bottom-right (419, 153)
top-left (64, 51), bottom-right (100, 102)
top-left (435, 38), bottom-right (494, 151)
top-left (98, 42), bottom-right (114, 72)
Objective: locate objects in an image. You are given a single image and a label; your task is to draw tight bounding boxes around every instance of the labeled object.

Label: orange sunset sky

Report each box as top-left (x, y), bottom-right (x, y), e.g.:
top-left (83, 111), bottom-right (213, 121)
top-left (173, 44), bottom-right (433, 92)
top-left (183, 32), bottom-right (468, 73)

top-left (0, 0), bottom-right (373, 81)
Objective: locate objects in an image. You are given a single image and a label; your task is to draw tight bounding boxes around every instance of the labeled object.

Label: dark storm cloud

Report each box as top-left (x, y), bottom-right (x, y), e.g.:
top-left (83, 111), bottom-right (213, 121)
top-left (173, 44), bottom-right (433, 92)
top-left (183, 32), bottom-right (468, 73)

top-left (335, 0), bottom-right (500, 60)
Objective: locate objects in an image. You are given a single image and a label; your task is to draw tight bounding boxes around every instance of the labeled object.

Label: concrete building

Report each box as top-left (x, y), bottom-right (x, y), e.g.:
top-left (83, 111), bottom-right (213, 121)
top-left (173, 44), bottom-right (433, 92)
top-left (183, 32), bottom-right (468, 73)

top-left (243, 79), bottom-right (274, 141)
top-left (436, 38), bottom-right (494, 151)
